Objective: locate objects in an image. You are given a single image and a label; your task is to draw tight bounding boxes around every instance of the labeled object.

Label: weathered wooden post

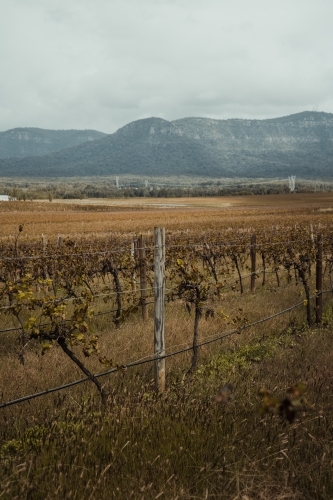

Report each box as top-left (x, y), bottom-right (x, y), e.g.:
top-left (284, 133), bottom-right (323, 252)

top-left (130, 240), bottom-right (137, 293)
top-left (316, 233), bottom-right (323, 324)
top-left (57, 235), bottom-right (63, 247)
top-left (250, 234), bottom-right (257, 293)
top-left (154, 227), bottom-right (165, 393)
top-left (41, 234), bottom-right (49, 283)
top-left (41, 234), bottom-right (47, 254)
top-left (138, 235), bottom-right (148, 321)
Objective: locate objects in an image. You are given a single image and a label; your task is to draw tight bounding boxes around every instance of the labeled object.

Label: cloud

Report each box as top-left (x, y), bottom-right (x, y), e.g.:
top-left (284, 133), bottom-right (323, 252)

top-left (1, 0), bottom-right (333, 132)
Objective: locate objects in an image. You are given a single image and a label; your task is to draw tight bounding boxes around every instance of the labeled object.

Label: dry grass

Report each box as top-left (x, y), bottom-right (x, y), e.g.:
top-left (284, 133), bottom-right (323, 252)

top-left (0, 267), bottom-right (322, 415)
top-left (1, 193), bottom-right (333, 498)
top-left (1, 311), bottom-right (333, 499)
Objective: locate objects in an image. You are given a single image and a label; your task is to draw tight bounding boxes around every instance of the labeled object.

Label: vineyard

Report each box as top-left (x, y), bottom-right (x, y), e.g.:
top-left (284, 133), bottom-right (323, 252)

top-left (2, 196), bottom-right (333, 499)
top-left (1, 221), bottom-right (333, 407)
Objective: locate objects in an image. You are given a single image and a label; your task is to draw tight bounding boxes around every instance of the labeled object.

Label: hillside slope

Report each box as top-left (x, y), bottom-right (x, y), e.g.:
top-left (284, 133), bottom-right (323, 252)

top-left (0, 112), bottom-right (332, 178)
top-left (0, 127), bottom-right (107, 159)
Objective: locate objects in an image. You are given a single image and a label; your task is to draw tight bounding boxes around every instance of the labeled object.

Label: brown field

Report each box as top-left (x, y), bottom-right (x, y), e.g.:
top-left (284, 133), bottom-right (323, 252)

top-left (1, 192), bottom-right (333, 240)
top-left (2, 192), bottom-right (333, 499)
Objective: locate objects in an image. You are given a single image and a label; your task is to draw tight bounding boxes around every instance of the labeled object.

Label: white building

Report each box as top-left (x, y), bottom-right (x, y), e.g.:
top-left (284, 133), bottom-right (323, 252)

top-left (0, 195), bottom-right (13, 201)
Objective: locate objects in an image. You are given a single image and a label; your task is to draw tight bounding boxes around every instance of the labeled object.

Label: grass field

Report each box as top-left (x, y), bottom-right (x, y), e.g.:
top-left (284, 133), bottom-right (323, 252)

top-left (1, 192), bottom-right (333, 499)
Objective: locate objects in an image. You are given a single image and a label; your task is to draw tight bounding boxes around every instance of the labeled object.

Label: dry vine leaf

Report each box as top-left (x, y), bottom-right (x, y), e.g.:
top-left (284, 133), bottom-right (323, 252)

top-left (214, 384), bottom-right (234, 404)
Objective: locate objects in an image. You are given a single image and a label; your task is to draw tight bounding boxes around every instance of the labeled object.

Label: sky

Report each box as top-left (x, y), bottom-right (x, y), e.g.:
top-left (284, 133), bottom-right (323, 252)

top-left (1, 0), bottom-right (333, 133)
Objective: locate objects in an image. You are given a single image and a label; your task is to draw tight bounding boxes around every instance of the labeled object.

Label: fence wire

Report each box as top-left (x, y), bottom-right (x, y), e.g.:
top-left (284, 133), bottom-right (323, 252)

top-left (1, 290), bottom-right (329, 410)
top-left (1, 234), bottom-right (330, 262)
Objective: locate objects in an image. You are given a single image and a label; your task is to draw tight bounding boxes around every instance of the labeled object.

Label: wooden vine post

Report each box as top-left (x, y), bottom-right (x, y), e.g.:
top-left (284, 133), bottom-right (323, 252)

top-left (41, 234), bottom-right (49, 281)
top-left (138, 235), bottom-right (148, 321)
top-left (131, 240), bottom-right (137, 293)
top-left (154, 227), bottom-right (165, 393)
top-left (250, 234), bottom-right (257, 293)
top-left (316, 233), bottom-right (323, 324)
top-left (41, 234), bottom-right (47, 254)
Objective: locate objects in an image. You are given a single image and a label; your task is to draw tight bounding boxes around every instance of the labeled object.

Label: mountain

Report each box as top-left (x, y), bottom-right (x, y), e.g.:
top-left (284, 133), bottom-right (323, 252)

top-left (0, 127), bottom-right (107, 159)
top-left (0, 112), bottom-right (333, 179)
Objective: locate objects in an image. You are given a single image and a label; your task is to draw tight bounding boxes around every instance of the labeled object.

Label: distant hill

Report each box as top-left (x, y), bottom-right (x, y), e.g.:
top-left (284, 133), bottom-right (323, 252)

top-left (0, 128), bottom-right (107, 159)
top-left (0, 112), bottom-right (333, 179)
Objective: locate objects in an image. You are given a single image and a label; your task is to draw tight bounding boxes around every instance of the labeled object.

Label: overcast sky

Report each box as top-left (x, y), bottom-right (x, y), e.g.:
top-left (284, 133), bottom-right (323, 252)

top-left (1, 0), bottom-right (333, 133)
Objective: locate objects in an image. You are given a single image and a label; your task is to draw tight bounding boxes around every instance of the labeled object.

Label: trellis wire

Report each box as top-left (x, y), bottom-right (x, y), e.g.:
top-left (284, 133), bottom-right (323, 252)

top-left (0, 291), bottom-right (327, 410)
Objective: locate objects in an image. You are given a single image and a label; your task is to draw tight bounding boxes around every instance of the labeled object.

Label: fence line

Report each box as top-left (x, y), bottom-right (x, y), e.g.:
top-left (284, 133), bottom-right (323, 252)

top-left (0, 261), bottom-right (299, 333)
top-left (0, 265), bottom-right (304, 333)
top-left (1, 228), bottom-right (332, 408)
top-left (0, 291), bottom-right (329, 410)
top-left (0, 266), bottom-right (298, 315)
top-left (167, 238), bottom-right (313, 251)
top-left (0, 301), bottom-right (157, 334)
top-left (0, 285), bottom-right (178, 313)
top-left (0, 247), bottom-right (152, 261)
top-left (0, 265), bottom-right (327, 331)
top-left (1, 234), bottom-right (331, 262)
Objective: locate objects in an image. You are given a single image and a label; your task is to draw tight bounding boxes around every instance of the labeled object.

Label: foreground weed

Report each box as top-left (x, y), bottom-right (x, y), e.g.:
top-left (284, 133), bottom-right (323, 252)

top-left (1, 326), bottom-right (333, 499)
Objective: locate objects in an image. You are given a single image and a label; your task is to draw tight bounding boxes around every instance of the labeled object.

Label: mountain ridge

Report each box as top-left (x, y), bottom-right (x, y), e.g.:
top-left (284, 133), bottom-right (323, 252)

top-left (0, 111), bottom-right (333, 179)
top-left (0, 127), bottom-right (107, 159)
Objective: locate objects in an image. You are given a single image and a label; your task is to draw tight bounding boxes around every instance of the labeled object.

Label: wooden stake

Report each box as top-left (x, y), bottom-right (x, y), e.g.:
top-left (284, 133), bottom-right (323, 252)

top-left (138, 235), bottom-right (148, 321)
top-left (154, 227), bottom-right (165, 393)
top-left (316, 233), bottom-right (323, 324)
top-left (41, 234), bottom-right (47, 254)
top-left (250, 234), bottom-right (257, 293)
top-left (131, 241), bottom-right (137, 293)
